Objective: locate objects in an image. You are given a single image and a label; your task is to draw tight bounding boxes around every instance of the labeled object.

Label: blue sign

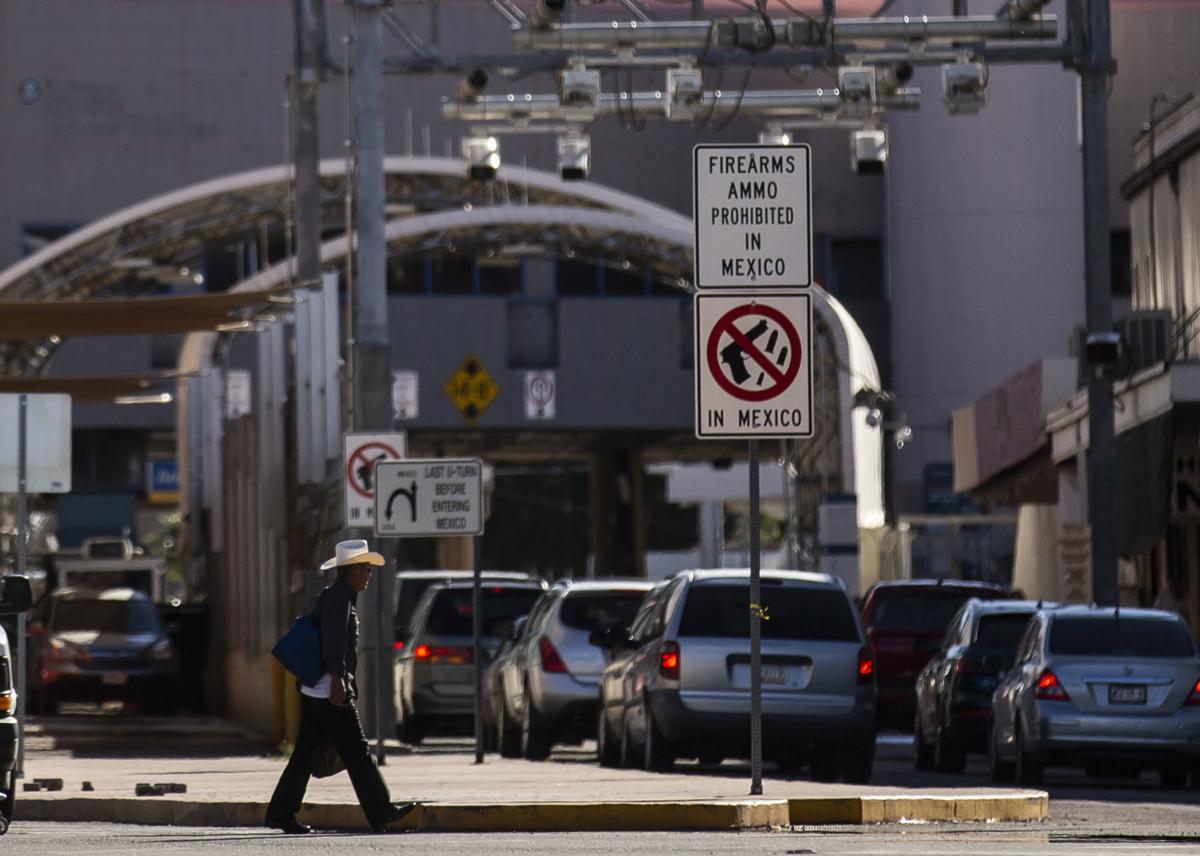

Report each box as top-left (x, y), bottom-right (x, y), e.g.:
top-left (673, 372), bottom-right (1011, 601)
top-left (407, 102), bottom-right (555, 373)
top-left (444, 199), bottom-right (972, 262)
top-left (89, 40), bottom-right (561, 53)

top-left (148, 459), bottom-right (179, 497)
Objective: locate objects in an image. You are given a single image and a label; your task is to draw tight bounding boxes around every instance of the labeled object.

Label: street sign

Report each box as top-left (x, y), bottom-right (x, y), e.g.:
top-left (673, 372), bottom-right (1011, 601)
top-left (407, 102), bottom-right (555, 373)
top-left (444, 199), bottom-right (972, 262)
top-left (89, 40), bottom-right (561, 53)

top-left (393, 370), bottom-right (418, 421)
top-left (374, 458), bottom-right (485, 537)
top-left (693, 143), bottom-right (812, 290)
top-left (695, 291), bottom-right (813, 439)
top-left (444, 355), bottom-right (498, 425)
top-left (523, 370), bottom-right (556, 420)
top-left (343, 432), bottom-right (407, 529)
top-left (0, 394), bottom-right (71, 493)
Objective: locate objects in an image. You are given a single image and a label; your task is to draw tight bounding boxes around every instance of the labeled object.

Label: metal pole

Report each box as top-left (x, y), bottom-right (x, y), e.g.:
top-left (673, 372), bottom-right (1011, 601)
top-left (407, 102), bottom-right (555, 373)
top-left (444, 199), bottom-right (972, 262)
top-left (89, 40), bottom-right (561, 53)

top-left (15, 396), bottom-right (27, 779)
top-left (473, 534), bottom-right (484, 764)
top-left (352, 0), bottom-right (395, 746)
top-left (748, 440), bottom-right (762, 796)
top-left (374, 540), bottom-right (387, 766)
top-left (1080, 0), bottom-right (1116, 606)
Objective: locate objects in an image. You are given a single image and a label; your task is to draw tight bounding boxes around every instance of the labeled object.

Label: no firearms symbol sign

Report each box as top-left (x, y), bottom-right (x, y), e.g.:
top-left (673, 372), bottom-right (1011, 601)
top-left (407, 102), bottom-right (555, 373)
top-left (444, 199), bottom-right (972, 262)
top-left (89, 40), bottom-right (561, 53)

top-left (695, 292), bottom-right (813, 439)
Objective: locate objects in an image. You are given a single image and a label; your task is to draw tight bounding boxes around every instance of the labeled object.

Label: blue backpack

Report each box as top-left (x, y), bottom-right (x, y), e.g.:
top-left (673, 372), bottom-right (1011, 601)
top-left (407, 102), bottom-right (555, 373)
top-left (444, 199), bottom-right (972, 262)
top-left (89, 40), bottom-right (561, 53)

top-left (271, 614), bottom-right (325, 687)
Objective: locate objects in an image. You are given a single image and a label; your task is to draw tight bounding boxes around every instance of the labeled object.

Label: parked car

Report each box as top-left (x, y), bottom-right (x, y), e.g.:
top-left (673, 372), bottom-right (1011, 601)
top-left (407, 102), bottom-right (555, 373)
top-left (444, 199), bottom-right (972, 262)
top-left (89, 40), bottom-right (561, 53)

top-left (861, 579), bottom-right (1014, 726)
top-left (480, 615), bottom-right (528, 756)
top-left (496, 579), bottom-right (655, 760)
top-left (597, 570), bottom-right (877, 782)
top-left (990, 605), bottom-right (1200, 787)
top-left (0, 575), bottom-right (33, 836)
top-left (394, 578), bottom-right (547, 743)
top-left (394, 570), bottom-right (539, 652)
top-left (28, 587), bottom-right (179, 715)
top-left (913, 599), bottom-right (1047, 772)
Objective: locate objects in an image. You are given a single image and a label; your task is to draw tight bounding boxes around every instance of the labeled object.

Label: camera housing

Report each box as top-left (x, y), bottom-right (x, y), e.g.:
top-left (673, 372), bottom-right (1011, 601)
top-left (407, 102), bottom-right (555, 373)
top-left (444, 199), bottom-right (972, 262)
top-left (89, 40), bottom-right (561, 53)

top-left (557, 134), bottom-right (591, 181)
top-left (666, 67), bottom-right (705, 121)
top-left (462, 135), bottom-right (501, 181)
top-left (850, 128), bottom-right (888, 175)
top-left (943, 61), bottom-right (987, 115)
top-left (558, 68), bottom-right (601, 112)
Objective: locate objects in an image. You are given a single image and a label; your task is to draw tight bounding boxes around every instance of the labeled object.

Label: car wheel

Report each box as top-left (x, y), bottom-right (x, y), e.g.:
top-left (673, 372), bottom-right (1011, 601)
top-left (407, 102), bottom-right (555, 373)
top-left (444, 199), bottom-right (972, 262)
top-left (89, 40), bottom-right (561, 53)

top-left (912, 713), bottom-right (935, 772)
top-left (840, 737), bottom-right (875, 785)
top-left (521, 686), bottom-right (552, 761)
top-left (597, 706), bottom-right (621, 768)
top-left (642, 701), bottom-right (675, 773)
top-left (988, 719), bottom-right (1015, 783)
top-left (934, 726), bottom-right (967, 774)
top-left (1013, 723), bottom-right (1042, 786)
top-left (698, 750), bottom-right (724, 767)
top-left (1160, 765), bottom-right (1188, 790)
top-left (497, 700), bottom-right (521, 758)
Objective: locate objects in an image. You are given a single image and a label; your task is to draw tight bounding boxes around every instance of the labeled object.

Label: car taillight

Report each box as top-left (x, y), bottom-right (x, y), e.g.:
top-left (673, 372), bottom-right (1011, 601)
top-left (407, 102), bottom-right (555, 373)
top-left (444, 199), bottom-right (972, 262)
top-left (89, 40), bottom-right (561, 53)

top-left (1035, 669), bottom-right (1069, 701)
top-left (0, 693), bottom-right (12, 715)
top-left (1185, 678), bottom-right (1200, 706)
top-left (538, 636), bottom-right (567, 674)
top-left (659, 641), bottom-right (680, 680)
top-left (857, 646), bottom-right (874, 684)
top-left (393, 640), bottom-right (405, 651)
top-left (413, 644), bottom-right (431, 660)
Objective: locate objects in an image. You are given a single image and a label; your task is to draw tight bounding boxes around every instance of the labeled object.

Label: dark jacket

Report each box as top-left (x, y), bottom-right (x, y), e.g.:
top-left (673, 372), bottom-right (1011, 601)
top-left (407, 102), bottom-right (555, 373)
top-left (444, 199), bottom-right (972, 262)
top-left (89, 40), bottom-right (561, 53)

top-left (310, 579), bottom-right (360, 699)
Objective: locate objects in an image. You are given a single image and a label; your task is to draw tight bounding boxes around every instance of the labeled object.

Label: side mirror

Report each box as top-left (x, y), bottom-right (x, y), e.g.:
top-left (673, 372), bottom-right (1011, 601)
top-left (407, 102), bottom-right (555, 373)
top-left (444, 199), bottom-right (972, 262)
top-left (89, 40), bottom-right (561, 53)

top-left (0, 576), bottom-right (33, 616)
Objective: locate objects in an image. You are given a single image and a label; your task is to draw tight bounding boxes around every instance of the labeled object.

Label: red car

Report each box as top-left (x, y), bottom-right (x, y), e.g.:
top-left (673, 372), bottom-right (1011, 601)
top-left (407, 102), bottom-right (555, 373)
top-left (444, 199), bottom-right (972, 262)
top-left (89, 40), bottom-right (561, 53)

top-left (860, 580), bottom-right (1015, 728)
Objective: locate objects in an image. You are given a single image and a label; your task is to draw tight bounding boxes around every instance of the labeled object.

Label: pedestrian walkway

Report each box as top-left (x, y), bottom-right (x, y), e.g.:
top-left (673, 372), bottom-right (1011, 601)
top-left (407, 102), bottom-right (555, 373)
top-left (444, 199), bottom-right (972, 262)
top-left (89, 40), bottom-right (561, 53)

top-left (15, 738), bottom-right (1048, 831)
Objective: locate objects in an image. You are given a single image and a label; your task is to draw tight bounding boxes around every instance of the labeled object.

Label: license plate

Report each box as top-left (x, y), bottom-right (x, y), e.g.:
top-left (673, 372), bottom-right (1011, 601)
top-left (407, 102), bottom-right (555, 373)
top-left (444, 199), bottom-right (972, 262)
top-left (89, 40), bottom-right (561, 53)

top-left (1109, 684), bottom-right (1146, 704)
top-left (761, 666), bottom-right (788, 686)
top-left (102, 673), bottom-right (129, 686)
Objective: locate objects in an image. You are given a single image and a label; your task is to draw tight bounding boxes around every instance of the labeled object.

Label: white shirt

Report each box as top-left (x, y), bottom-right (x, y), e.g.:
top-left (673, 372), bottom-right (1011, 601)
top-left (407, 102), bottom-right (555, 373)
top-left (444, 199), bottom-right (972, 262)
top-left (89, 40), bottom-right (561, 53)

top-left (300, 672), bottom-right (333, 699)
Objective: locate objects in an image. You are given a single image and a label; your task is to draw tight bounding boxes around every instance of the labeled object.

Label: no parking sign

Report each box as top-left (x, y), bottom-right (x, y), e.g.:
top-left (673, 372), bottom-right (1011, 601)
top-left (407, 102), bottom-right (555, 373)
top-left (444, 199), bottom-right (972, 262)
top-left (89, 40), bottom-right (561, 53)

top-left (694, 291), bottom-right (813, 439)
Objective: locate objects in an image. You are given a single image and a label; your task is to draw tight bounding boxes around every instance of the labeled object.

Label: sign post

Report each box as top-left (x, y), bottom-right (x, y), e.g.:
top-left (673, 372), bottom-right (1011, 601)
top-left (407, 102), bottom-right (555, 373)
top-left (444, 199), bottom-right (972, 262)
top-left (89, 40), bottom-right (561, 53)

top-left (375, 458), bottom-right (486, 761)
top-left (693, 142), bottom-right (812, 797)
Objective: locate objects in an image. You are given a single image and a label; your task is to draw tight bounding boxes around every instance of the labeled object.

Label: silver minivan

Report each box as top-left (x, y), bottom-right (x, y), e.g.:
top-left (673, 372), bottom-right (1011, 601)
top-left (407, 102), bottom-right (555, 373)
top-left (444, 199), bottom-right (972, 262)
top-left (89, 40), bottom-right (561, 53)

top-left (597, 570), bottom-right (876, 782)
top-left (498, 579), bottom-right (656, 760)
top-left (990, 605), bottom-right (1200, 787)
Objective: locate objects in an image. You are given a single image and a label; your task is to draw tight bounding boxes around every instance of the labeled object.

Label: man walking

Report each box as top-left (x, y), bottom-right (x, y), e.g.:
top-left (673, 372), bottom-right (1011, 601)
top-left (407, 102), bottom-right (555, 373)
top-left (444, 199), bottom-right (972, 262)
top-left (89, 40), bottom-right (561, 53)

top-left (266, 539), bottom-right (415, 834)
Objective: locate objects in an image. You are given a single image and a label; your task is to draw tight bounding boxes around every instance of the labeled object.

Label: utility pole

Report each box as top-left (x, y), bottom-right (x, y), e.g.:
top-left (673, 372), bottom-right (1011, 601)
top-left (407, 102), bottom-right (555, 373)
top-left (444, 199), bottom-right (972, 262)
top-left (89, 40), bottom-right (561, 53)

top-left (351, 0), bottom-right (396, 751)
top-left (1080, 0), bottom-right (1117, 607)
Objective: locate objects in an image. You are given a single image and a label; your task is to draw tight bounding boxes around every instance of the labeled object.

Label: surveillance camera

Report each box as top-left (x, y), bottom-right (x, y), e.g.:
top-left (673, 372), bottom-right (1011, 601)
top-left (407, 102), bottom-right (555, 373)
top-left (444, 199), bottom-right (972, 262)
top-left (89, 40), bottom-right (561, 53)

top-left (557, 133), bottom-right (590, 181)
top-left (666, 67), bottom-right (704, 121)
top-left (850, 128), bottom-right (888, 175)
top-left (876, 61), bottom-right (914, 94)
top-left (529, 0), bottom-right (566, 30)
top-left (462, 135), bottom-right (500, 181)
top-left (1085, 330), bottom-right (1121, 366)
top-left (943, 61), bottom-right (987, 115)
top-left (558, 68), bottom-right (601, 112)
top-left (837, 66), bottom-right (876, 117)
top-left (456, 69), bottom-right (489, 102)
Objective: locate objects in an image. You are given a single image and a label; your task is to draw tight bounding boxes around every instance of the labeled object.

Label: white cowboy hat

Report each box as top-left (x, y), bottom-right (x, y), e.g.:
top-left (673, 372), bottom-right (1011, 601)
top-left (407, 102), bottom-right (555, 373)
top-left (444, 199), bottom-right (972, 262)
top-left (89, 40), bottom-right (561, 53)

top-left (320, 539), bottom-right (386, 571)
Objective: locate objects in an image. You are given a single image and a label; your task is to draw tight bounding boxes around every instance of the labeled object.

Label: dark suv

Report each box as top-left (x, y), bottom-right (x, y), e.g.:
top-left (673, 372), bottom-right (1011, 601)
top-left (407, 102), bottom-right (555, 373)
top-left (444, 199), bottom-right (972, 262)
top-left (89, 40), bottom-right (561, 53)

top-left (913, 599), bottom-right (1045, 772)
top-left (860, 579), bottom-right (1014, 727)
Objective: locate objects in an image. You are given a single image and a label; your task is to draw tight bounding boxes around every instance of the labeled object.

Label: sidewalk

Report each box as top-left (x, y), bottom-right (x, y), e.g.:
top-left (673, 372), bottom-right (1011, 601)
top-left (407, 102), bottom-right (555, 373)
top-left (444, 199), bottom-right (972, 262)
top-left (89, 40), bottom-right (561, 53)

top-left (15, 738), bottom-right (1048, 832)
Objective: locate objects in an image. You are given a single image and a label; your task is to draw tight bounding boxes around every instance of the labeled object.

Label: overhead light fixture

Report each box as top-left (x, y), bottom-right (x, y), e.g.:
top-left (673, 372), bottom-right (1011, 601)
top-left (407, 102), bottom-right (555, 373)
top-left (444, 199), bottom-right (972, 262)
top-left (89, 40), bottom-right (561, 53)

top-left (557, 133), bottom-right (591, 181)
top-left (558, 67), bottom-right (601, 112)
top-left (462, 134), bottom-right (501, 181)
top-left (850, 127), bottom-right (888, 175)
top-left (943, 61), bottom-right (987, 115)
top-left (758, 125), bottom-right (792, 145)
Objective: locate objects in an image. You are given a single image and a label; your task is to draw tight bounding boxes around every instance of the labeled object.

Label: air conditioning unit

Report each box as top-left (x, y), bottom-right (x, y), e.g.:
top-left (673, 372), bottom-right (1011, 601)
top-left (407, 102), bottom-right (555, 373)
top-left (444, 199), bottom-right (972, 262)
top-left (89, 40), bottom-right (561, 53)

top-left (1118, 310), bottom-right (1172, 375)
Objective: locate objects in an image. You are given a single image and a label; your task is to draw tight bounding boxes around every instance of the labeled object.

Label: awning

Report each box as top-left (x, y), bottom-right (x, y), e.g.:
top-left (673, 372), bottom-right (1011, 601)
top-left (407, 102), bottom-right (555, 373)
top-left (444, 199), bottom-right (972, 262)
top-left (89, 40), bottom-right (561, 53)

top-left (0, 286), bottom-right (294, 338)
top-left (0, 374), bottom-right (188, 402)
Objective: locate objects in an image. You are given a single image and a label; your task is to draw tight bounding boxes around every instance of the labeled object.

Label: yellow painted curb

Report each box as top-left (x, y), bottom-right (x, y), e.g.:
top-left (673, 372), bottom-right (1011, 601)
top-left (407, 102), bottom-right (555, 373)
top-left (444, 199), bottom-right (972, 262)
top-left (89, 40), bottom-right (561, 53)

top-left (788, 792), bottom-right (1048, 825)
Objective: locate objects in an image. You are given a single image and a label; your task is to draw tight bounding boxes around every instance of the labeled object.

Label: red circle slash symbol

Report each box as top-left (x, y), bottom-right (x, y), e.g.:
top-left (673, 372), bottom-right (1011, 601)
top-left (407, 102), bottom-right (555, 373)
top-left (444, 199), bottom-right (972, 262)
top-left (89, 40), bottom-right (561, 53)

top-left (347, 442), bottom-right (401, 499)
top-left (706, 303), bottom-right (802, 402)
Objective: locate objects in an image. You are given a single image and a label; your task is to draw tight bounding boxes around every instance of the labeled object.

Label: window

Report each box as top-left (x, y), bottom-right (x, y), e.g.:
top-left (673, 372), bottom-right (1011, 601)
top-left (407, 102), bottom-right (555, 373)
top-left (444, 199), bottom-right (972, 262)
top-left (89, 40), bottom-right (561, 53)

top-left (678, 583), bottom-right (859, 642)
top-left (1111, 230), bottom-right (1131, 298)
top-left (429, 257), bottom-right (474, 295)
top-left (974, 613), bottom-right (1036, 653)
top-left (557, 260), bottom-right (600, 296)
top-left (870, 593), bottom-right (973, 634)
top-left (559, 591), bottom-right (647, 633)
top-left (478, 262), bottom-right (522, 296)
top-left (424, 588), bottom-right (543, 639)
top-left (507, 300), bottom-right (559, 369)
top-left (628, 586), bottom-right (666, 642)
top-left (1049, 617), bottom-right (1195, 658)
top-left (52, 599), bottom-right (160, 634)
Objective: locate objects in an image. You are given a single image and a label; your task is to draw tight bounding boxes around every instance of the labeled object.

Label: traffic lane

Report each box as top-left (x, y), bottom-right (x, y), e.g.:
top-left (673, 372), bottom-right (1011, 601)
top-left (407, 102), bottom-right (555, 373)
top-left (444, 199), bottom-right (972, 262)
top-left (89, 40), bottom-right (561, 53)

top-left (5, 824), bottom-right (1200, 855)
top-left (23, 713), bottom-right (274, 758)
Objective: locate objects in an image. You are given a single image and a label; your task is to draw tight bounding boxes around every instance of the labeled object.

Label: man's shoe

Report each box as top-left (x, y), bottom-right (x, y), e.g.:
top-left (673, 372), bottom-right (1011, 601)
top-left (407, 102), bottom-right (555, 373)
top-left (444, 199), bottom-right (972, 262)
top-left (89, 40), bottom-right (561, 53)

top-left (264, 812), bottom-right (312, 835)
top-left (370, 801), bottom-right (417, 833)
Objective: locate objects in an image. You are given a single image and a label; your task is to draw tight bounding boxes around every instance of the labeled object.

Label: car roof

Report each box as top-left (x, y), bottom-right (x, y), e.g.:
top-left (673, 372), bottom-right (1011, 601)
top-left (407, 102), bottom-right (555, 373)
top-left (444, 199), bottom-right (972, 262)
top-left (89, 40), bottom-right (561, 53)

top-left (678, 569), bottom-right (843, 587)
top-left (51, 586), bottom-right (148, 602)
top-left (550, 579), bottom-right (657, 594)
top-left (426, 579), bottom-right (548, 592)
top-left (868, 579), bottom-right (1010, 594)
top-left (1046, 605), bottom-right (1188, 623)
top-left (395, 570), bottom-right (536, 581)
top-left (966, 598), bottom-right (1051, 614)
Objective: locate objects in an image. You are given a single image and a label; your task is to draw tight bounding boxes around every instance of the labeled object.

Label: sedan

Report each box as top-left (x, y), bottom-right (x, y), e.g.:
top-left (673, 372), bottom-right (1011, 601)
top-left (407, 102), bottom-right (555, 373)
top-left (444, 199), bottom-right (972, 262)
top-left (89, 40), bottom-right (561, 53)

top-left (990, 605), bottom-right (1200, 787)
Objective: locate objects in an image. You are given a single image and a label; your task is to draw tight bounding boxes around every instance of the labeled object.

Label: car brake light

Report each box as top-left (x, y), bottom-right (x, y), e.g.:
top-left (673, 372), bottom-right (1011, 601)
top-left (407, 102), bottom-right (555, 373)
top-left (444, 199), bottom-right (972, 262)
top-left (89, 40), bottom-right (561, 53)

top-left (413, 644), bottom-right (431, 660)
top-left (393, 640), bottom-right (405, 651)
top-left (538, 636), bottom-right (567, 674)
top-left (1036, 669), bottom-right (1069, 701)
top-left (659, 641), bottom-right (680, 680)
top-left (857, 646), bottom-right (874, 684)
top-left (1186, 678), bottom-right (1200, 706)
top-left (0, 693), bottom-right (12, 715)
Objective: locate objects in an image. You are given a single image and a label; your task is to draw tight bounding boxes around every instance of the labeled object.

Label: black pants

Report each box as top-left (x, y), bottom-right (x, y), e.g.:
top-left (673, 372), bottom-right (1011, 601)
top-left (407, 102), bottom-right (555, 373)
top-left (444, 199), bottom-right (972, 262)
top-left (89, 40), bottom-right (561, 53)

top-left (267, 694), bottom-right (392, 827)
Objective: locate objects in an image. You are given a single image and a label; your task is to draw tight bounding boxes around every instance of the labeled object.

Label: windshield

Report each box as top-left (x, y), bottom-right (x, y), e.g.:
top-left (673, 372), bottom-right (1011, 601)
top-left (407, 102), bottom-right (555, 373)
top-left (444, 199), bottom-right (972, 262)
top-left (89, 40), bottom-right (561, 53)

top-left (52, 599), bottom-right (161, 635)
top-left (1049, 617), bottom-right (1196, 658)
top-left (870, 593), bottom-right (974, 634)
top-left (559, 591), bottom-right (647, 633)
top-left (425, 588), bottom-right (542, 638)
top-left (974, 613), bottom-right (1035, 652)
top-left (678, 584), bottom-right (860, 642)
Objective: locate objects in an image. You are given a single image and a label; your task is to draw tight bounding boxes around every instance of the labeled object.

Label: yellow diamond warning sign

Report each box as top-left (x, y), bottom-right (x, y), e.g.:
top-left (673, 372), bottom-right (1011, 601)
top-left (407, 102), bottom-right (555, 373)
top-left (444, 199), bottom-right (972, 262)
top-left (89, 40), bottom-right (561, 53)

top-left (444, 355), bottom-right (498, 425)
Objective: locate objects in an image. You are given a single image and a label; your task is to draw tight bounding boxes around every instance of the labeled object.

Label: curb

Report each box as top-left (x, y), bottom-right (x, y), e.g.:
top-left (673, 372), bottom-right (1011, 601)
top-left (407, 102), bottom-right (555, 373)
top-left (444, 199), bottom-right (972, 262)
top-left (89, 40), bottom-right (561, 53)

top-left (15, 792), bottom-right (1047, 831)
